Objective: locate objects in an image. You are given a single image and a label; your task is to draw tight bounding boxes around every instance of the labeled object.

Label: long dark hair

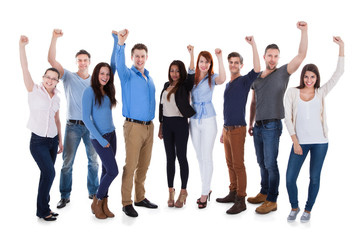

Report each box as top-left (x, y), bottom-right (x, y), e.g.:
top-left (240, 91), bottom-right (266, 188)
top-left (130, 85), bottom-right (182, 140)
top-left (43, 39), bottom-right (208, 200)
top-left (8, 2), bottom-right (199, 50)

top-left (91, 62), bottom-right (117, 108)
top-left (195, 51), bottom-right (214, 88)
top-left (166, 60), bottom-right (187, 101)
top-left (297, 64), bottom-right (321, 89)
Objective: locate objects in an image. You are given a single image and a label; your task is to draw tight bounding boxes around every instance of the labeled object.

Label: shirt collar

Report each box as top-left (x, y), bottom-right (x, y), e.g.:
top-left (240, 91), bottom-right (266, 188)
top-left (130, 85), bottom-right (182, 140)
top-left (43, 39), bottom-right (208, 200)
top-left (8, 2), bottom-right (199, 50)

top-left (40, 82), bottom-right (60, 96)
top-left (131, 65), bottom-right (150, 79)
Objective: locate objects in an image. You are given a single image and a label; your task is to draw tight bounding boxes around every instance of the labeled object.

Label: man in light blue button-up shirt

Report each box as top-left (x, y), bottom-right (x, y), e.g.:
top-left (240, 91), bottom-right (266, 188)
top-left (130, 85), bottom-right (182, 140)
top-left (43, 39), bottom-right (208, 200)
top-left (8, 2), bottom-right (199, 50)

top-left (111, 29), bottom-right (157, 217)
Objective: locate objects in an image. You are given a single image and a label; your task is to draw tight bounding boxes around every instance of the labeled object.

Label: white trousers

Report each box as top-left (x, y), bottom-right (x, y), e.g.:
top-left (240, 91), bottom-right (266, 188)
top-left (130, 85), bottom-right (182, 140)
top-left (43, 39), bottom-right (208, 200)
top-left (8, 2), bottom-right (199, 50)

top-left (190, 117), bottom-right (217, 195)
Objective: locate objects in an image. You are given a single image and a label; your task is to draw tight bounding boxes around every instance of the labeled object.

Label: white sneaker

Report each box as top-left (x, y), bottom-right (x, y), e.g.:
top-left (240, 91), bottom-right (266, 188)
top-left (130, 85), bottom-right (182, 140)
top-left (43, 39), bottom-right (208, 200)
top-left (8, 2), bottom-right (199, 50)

top-left (287, 208), bottom-right (300, 222)
top-left (300, 211), bottom-right (311, 223)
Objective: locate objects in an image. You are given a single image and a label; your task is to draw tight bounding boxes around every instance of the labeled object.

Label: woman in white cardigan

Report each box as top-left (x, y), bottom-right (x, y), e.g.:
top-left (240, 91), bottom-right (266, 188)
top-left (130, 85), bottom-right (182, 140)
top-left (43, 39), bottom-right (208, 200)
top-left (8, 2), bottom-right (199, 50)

top-left (284, 37), bottom-right (344, 223)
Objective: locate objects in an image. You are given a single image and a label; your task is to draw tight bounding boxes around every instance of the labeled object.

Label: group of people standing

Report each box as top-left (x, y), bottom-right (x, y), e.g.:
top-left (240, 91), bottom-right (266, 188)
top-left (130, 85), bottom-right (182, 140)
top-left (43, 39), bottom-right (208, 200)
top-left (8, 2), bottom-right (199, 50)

top-left (20, 21), bottom-right (344, 223)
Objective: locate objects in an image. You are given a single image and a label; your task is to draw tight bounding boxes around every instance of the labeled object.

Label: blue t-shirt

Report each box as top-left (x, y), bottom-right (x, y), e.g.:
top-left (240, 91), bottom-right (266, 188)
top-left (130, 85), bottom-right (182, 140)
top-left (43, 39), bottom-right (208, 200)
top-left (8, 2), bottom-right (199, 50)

top-left (223, 69), bottom-right (259, 126)
top-left (61, 69), bottom-right (91, 120)
top-left (191, 73), bottom-right (219, 120)
top-left (82, 87), bottom-right (115, 147)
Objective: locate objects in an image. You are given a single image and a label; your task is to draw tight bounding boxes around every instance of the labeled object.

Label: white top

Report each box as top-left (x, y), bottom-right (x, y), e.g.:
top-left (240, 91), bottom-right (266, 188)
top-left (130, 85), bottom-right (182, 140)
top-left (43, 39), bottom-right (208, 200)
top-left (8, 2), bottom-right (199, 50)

top-left (27, 83), bottom-right (60, 138)
top-left (296, 95), bottom-right (328, 144)
top-left (284, 56), bottom-right (344, 139)
top-left (161, 90), bottom-right (183, 117)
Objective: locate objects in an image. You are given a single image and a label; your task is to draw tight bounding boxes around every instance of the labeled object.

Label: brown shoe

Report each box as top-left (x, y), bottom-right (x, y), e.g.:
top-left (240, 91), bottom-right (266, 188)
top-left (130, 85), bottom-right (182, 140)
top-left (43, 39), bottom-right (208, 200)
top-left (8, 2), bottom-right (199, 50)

top-left (255, 201), bottom-right (277, 214)
top-left (247, 193), bottom-right (267, 204)
top-left (226, 195), bottom-right (246, 214)
top-left (168, 189), bottom-right (175, 207)
top-left (102, 197), bottom-right (115, 218)
top-left (216, 190), bottom-right (236, 203)
top-left (174, 189), bottom-right (188, 208)
top-left (91, 197), bottom-right (107, 219)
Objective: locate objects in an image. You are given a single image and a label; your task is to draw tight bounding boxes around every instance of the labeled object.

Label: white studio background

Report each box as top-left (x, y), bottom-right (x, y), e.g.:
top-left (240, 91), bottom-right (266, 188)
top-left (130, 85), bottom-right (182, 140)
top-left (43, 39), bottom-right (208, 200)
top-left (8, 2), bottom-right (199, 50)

top-left (0, 0), bottom-right (358, 239)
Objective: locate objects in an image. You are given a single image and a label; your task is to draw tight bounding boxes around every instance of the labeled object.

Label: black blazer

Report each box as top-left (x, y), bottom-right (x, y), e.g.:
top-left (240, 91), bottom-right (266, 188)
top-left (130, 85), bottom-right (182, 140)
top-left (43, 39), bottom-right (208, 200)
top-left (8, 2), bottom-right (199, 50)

top-left (159, 74), bottom-right (196, 122)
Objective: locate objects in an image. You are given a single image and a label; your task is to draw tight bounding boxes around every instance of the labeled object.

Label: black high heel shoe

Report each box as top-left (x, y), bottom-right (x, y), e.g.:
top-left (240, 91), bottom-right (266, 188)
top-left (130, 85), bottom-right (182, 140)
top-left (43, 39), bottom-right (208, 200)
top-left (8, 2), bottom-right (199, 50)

top-left (42, 215), bottom-right (57, 221)
top-left (197, 191), bottom-right (212, 209)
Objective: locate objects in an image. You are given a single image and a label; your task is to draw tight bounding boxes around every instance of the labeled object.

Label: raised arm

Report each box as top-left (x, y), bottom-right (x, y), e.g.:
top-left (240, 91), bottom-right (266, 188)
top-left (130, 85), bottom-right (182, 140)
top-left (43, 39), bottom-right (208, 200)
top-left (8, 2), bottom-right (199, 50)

top-left (19, 35), bottom-right (34, 92)
top-left (287, 21), bottom-right (308, 75)
top-left (113, 29), bottom-right (131, 82)
top-left (48, 29), bottom-right (65, 78)
top-left (248, 90), bottom-right (256, 136)
top-left (320, 37), bottom-right (345, 95)
top-left (214, 48), bottom-right (226, 85)
top-left (187, 45), bottom-right (195, 71)
top-left (245, 36), bottom-right (261, 73)
top-left (110, 31), bottom-right (119, 74)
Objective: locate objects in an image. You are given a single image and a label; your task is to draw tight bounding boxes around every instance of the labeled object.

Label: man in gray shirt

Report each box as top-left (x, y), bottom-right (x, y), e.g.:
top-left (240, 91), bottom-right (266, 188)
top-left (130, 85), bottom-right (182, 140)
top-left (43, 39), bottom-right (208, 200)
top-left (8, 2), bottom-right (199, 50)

top-left (247, 21), bottom-right (308, 214)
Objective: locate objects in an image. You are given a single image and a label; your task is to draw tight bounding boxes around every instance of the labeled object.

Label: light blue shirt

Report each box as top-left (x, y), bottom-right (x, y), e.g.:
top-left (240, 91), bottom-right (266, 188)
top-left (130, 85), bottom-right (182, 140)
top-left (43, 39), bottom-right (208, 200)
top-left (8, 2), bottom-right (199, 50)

top-left (61, 69), bottom-right (91, 120)
top-left (112, 40), bottom-right (156, 122)
top-left (82, 87), bottom-right (115, 147)
top-left (191, 73), bottom-right (219, 120)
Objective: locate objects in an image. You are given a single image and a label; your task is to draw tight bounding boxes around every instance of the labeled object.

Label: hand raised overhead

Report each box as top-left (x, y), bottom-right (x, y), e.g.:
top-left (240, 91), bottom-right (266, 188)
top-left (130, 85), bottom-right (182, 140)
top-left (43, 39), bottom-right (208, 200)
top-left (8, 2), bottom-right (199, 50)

top-left (245, 36), bottom-right (256, 45)
top-left (296, 21), bottom-right (308, 31)
top-left (117, 29), bottom-right (129, 45)
top-left (53, 29), bottom-right (63, 38)
top-left (19, 35), bottom-right (29, 46)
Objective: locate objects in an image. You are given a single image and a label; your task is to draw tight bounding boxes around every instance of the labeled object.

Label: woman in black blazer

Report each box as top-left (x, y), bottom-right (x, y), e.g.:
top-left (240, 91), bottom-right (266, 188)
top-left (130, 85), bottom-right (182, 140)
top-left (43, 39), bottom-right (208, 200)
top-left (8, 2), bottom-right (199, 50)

top-left (158, 45), bottom-right (195, 208)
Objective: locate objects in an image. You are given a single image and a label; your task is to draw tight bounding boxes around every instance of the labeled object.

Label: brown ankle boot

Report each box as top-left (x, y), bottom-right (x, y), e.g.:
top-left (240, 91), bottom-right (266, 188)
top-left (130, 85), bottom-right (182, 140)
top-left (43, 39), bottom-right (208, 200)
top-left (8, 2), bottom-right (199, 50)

top-left (247, 193), bottom-right (267, 204)
top-left (255, 200), bottom-right (277, 214)
top-left (226, 195), bottom-right (246, 214)
top-left (91, 197), bottom-right (107, 219)
top-left (102, 197), bottom-right (115, 218)
top-left (216, 190), bottom-right (236, 203)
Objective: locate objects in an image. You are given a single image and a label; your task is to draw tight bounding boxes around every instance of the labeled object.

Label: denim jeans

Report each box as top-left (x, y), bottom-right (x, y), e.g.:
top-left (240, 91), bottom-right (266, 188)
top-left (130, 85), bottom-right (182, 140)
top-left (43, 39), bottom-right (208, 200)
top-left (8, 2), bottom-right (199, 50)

top-left (30, 133), bottom-right (58, 218)
top-left (59, 121), bottom-right (99, 199)
top-left (91, 131), bottom-right (119, 199)
top-left (253, 120), bottom-right (282, 202)
top-left (286, 143), bottom-right (328, 212)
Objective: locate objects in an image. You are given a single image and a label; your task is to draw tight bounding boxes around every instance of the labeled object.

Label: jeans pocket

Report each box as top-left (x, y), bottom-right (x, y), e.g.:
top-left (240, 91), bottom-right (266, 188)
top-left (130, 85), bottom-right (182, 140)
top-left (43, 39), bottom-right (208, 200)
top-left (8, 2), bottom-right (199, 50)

top-left (263, 121), bottom-right (277, 130)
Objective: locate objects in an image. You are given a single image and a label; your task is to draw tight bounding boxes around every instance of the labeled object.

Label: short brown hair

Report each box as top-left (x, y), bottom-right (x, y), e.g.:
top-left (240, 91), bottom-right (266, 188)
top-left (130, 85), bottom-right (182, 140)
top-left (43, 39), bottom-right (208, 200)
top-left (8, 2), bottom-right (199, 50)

top-left (75, 49), bottom-right (91, 59)
top-left (227, 52), bottom-right (243, 64)
top-left (131, 43), bottom-right (148, 56)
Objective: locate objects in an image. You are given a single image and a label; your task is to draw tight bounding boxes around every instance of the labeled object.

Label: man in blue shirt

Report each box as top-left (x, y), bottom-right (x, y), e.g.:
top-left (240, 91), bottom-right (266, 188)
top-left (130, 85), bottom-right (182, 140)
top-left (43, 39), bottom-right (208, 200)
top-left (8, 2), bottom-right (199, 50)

top-left (111, 29), bottom-right (157, 217)
top-left (48, 29), bottom-right (99, 208)
top-left (216, 36), bottom-right (260, 214)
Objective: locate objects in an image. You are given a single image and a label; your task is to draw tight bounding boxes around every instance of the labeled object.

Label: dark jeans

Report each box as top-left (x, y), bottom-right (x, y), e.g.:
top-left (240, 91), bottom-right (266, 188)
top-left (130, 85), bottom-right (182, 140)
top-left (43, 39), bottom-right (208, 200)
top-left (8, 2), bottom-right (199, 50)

top-left (162, 116), bottom-right (189, 189)
top-left (253, 120), bottom-right (282, 202)
top-left (286, 143), bottom-right (328, 212)
top-left (30, 133), bottom-right (58, 218)
top-left (91, 131), bottom-right (118, 199)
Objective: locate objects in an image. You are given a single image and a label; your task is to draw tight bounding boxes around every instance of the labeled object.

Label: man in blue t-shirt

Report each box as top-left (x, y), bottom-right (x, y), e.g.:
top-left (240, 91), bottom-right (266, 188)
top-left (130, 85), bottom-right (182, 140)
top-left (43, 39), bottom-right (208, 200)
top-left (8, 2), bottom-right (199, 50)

top-left (48, 29), bottom-right (99, 209)
top-left (216, 36), bottom-right (260, 214)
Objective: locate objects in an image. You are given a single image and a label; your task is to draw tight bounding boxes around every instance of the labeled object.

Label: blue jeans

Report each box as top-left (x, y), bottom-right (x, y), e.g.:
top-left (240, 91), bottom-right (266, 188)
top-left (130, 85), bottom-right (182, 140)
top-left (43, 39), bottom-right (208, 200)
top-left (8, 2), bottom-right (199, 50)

top-left (91, 131), bottom-right (119, 199)
top-left (30, 133), bottom-right (58, 218)
top-left (253, 120), bottom-right (282, 202)
top-left (59, 121), bottom-right (99, 199)
top-left (286, 143), bottom-right (328, 212)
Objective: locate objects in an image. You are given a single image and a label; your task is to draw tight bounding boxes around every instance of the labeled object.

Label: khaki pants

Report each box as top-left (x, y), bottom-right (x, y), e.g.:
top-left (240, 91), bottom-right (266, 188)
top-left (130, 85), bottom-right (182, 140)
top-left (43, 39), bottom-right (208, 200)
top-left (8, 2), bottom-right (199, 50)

top-left (121, 120), bottom-right (154, 206)
top-left (223, 126), bottom-right (247, 197)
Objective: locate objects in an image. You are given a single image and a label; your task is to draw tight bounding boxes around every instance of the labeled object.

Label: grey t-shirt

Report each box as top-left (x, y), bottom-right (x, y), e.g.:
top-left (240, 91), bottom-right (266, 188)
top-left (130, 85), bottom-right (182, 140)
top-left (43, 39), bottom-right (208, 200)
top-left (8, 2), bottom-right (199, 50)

top-left (251, 64), bottom-right (290, 121)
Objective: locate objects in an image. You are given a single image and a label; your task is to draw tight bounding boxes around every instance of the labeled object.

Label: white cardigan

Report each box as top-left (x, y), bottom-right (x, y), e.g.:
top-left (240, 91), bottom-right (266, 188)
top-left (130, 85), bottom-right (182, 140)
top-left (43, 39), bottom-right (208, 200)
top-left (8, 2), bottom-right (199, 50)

top-left (284, 56), bottom-right (344, 139)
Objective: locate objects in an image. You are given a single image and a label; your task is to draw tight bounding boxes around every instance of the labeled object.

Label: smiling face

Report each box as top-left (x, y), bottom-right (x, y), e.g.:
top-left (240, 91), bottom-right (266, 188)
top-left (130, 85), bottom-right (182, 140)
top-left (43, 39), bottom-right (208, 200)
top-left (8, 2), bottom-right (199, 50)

top-left (98, 66), bottom-right (110, 87)
top-left (131, 49), bottom-right (148, 72)
top-left (169, 64), bottom-right (180, 82)
top-left (76, 54), bottom-right (90, 71)
top-left (228, 57), bottom-right (243, 75)
top-left (42, 70), bottom-right (59, 91)
top-left (303, 71), bottom-right (317, 89)
top-left (198, 56), bottom-right (211, 74)
top-left (264, 48), bottom-right (280, 71)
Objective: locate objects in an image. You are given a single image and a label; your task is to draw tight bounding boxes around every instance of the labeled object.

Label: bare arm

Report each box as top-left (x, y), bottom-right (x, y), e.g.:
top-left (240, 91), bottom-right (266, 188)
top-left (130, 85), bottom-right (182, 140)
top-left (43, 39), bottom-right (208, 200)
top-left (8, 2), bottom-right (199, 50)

top-left (248, 90), bottom-right (256, 136)
top-left (19, 35), bottom-right (34, 92)
top-left (214, 48), bottom-right (226, 85)
top-left (48, 29), bottom-right (65, 78)
top-left (245, 36), bottom-right (261, 73)
top-left (55, 110), bottom-right (63, 154)
top-left (287, 21), bottom-right (308, 75)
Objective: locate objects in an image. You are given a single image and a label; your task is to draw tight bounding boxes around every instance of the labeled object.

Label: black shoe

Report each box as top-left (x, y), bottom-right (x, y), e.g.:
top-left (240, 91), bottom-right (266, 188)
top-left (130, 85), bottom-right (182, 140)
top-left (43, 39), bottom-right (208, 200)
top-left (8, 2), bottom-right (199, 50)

top-left (122, 204), bottom-right (138, 217)
top-left (50, 211), bottom-right (59, 217)
top-left (89, 194), bottom-right (96, 200)
top-left (134, 198), bottom-right (158, 209)
top-left (57, 198), bottom-right (70, 209)
top-left (42, 215), bottom-right (57, 221)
